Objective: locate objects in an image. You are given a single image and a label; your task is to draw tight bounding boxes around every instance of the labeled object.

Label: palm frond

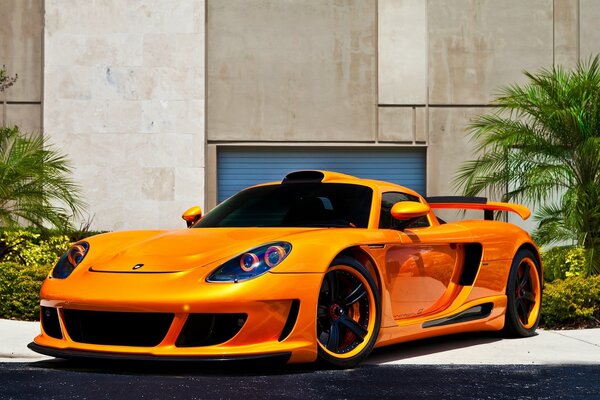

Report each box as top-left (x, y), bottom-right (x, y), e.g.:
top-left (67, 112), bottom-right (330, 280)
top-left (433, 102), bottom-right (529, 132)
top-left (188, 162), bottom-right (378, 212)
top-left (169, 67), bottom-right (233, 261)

top-left (454, 55), bottom-right (600, 274)
top-left (0, 126), bottom-right (86, 230)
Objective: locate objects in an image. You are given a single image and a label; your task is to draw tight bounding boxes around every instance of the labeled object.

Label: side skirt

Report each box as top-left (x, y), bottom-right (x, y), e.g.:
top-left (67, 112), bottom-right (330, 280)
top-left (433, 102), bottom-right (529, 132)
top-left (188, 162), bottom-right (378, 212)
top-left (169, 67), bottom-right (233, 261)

top-left (422, 303), bottom-right (493, 329)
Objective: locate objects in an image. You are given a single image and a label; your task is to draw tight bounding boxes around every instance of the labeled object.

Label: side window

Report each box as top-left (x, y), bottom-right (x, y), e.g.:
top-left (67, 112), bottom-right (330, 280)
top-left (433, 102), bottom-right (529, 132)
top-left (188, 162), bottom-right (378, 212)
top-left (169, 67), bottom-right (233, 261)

top-left (379, 192), bottom-right (430, 230)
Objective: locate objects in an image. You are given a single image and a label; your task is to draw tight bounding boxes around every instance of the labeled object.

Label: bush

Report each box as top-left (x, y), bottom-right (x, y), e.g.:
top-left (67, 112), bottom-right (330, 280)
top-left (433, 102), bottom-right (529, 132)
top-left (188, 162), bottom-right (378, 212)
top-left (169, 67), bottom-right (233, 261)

top-left (0, 227), bottom-right (107, 320)
top-left (68, 228), bottom-right (107, 242)
top-left (0, 228), bottom-right (70, 266)
top-left (541, 246), bottom-right (586, 282)
top-left (0, 262), bottom-right (50, 320)
top-left (542, 275), bottom-right (600, 328)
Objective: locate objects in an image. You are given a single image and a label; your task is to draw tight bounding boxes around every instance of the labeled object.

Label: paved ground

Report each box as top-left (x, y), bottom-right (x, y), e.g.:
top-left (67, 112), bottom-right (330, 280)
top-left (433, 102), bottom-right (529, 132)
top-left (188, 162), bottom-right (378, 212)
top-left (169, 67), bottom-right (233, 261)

top-left (4, 318), bottom-right (599, 365)
top-left (1, 362), bottom-right (599, 399)
top-left (3, 319), bottom-right (600, 399)
top-left (366, 329), bottom-right (600, 365)
top-left (0, 319), bottom-right (46, 362)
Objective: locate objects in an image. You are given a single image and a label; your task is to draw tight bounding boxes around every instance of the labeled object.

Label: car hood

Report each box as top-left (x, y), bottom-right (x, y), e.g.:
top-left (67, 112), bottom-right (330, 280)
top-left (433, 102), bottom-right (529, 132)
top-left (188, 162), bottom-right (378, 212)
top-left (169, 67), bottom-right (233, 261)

top-left (85, 227), bottom-right (324, 273)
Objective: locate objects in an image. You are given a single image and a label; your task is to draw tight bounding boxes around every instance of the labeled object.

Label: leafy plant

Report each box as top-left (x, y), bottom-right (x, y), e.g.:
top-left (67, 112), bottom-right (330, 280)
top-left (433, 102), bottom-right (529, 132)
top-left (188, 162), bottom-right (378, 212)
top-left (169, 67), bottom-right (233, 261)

top-left (542, 275), bottom-right (600, 328)
top-left (0, 261), bottom-right (49, 320)
top-left (541, 246), bottom-right (586, 282)
top-left (0, 125), bottom-right (87, 230)
top-left (0, 65), bottom-right (18, 92)
top-left (0, 228), bottom-right (70, 266)
top-left (453, 56), bottom-right (600, 275)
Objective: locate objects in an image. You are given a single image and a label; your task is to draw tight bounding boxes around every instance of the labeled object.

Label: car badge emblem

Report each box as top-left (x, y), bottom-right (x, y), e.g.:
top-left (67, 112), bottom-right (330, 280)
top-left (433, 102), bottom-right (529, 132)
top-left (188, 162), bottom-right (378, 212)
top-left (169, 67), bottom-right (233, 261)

top-left (132, 263), bottom-right (144, 270)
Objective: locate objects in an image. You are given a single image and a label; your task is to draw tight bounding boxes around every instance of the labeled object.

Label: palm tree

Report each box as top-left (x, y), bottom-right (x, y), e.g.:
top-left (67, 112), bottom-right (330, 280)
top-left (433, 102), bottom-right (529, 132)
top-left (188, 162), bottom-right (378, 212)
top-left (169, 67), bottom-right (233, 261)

top-left (453, 56), bottom-right (600, 275)
top-left (0, 125), bottom-right (86, 230)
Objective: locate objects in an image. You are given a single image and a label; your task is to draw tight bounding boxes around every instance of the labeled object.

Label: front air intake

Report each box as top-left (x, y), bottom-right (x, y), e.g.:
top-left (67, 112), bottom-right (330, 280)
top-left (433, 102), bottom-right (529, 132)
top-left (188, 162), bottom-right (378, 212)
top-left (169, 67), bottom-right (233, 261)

top-left (176, 313), bottom-right (247, 347)
top-left (62, 310), bottom-right (174, 347)
top-left (41, 307), bottom-right (62, 339)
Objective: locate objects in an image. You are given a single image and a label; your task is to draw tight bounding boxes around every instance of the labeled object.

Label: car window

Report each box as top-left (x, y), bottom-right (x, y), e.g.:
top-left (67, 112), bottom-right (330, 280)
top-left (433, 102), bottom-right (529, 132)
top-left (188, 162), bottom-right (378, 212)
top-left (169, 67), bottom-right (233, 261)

top-left (195, 183), bottom-right (373, 228)
top-left (379, 192), bottom-right (430, 230)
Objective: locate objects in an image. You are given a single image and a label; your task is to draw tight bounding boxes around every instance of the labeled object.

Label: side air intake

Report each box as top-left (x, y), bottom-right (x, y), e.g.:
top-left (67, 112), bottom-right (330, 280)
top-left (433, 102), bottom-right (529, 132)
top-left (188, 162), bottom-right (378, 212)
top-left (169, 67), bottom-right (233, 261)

top-left (459, 243), bottom-right (483, 286)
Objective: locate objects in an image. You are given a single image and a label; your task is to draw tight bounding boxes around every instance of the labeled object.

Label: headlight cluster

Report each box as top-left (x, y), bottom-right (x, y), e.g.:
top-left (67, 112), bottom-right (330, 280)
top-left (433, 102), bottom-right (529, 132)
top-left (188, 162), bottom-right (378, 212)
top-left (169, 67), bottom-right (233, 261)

top-left (51, 242), bottom-right (89, 279)
top-left (207, 242), bottom-right (292, 282)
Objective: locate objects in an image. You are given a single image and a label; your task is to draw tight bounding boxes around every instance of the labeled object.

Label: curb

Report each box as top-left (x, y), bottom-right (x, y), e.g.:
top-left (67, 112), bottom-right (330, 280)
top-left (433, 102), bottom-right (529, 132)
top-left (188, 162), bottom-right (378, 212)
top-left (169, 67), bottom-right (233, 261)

top-left (0, 319), bottom-right (48, 363)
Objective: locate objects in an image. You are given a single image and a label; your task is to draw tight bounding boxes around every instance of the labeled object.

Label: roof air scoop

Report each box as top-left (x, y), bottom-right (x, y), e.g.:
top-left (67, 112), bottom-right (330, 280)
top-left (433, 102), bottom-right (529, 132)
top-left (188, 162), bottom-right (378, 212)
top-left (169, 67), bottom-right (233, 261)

top-left (282, 171), bottom-right (325, 184)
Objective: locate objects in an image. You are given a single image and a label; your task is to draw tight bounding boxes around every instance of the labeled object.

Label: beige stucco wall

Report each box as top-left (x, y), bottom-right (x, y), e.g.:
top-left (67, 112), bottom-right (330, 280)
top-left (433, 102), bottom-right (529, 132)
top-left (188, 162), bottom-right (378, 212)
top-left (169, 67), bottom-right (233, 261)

top-left (554, 0), bottom-right (579, 68)
top-left (428, 0), bottom-right (553, 106)
top-left (28, 0), bottom-right (600, 232)
top-left (427, 107), bottom-right (487, 197)
top-left (377, 0), bottom-right (427, 146)
top-left (378, 0), bottom-right (427, 106)
top-left (424, 0), bottom-right (558, 199)
top-left (43, 0), bottom-right (205, 231)
top-left (207, 0), bottom-right (376, 142)
top-left (0, 0), bottom-right (43, 132)
top-left (580, 0), bottom-right (600, 58)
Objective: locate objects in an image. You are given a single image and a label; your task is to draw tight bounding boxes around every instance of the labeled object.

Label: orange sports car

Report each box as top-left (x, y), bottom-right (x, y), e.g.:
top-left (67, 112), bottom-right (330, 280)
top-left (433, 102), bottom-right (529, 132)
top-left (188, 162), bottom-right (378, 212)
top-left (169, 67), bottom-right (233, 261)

top-left (29, 170), bottom-right (542, 368)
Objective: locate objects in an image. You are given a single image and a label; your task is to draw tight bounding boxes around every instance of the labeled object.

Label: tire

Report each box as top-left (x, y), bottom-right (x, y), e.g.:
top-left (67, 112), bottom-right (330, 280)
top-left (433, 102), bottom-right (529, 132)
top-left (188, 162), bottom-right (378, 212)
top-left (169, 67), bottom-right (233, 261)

top-left (316, 256), bottom-right (381, 369)
top-left (503, 249), bottom-right (542, 337)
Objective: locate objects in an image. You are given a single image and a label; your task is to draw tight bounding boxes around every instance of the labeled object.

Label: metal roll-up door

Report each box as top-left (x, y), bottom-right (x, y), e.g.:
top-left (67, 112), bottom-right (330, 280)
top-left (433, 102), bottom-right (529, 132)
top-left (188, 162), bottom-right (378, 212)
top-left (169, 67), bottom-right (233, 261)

top-left (217, 147), bottom-right (426, 202)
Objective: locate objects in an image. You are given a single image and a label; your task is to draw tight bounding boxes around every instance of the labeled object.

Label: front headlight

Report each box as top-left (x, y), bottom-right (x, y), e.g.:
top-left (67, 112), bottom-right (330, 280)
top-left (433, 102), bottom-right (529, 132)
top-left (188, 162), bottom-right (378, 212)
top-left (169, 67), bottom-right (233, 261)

top-left (207, 242), bottom-right (292, 283)
top-left (51, 242), bottom-right (89, 279)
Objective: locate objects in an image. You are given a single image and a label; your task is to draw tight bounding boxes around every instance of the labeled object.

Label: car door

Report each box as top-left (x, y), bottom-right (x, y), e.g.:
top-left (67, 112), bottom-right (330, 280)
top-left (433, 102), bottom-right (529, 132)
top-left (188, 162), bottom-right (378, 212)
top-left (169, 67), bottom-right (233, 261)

top-left (380, 192), bottom-right (463, 320)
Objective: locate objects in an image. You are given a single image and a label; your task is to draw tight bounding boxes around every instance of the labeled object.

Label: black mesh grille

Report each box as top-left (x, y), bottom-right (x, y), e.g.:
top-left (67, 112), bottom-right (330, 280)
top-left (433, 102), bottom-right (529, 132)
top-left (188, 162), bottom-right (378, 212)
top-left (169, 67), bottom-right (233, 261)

top-left (62, 310), bottom-right (174, 347)
top-left (176, 313), bottom-right (247, 347)
top-left (41, 307), bottom-right (62, 339)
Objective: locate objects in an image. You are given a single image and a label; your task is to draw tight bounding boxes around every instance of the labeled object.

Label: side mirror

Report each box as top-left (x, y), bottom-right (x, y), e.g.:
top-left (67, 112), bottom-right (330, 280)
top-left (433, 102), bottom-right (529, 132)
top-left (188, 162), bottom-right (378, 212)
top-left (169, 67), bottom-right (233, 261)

top-left (182, 206), bottom-right (203, 228)
top-left (391, 201), bottom-right (430, 220)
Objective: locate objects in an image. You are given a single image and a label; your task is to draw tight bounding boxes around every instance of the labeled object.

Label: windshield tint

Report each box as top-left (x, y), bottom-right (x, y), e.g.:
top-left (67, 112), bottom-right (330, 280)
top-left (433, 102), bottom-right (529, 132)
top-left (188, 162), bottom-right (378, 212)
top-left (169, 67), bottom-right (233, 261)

top-left (195, 183), bottom-right (373, 228)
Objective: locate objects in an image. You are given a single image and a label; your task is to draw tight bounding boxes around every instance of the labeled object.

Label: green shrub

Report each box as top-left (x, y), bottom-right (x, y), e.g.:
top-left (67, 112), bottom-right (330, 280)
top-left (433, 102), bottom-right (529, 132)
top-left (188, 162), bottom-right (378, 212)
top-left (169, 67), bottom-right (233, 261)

top-left (541, 246), bottom-right (586, 282)
top-left (68, 228), bottom-right (106, 242)
top-left (0, 228), bottom-right (70, 266)
top-left (0, 227), bottom-right (106, 321)
top-left (542, 275), bottom-right (600, 328)
top-left (0, 261), bottom-right (50, 320)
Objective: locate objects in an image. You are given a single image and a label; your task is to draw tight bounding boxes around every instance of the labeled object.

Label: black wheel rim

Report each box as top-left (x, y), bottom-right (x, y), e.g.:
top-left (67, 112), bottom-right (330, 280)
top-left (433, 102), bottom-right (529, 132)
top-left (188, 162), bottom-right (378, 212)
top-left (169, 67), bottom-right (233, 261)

top-left (514, 259), bottom-right (539, 327)
top-left (317, 268), bottom-right (371, 355)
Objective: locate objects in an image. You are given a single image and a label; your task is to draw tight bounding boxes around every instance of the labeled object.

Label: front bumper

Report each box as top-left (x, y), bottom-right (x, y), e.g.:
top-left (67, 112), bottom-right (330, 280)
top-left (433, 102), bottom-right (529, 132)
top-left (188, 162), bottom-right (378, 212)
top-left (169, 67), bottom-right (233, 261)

top-left (31, 271), bottom-right (323, 364)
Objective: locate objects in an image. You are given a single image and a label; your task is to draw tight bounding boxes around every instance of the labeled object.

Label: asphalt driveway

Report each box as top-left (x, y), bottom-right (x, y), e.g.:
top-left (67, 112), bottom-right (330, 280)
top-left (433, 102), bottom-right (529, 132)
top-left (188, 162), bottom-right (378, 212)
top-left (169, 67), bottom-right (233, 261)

top-left (2, 319), bottom-right (599, 399)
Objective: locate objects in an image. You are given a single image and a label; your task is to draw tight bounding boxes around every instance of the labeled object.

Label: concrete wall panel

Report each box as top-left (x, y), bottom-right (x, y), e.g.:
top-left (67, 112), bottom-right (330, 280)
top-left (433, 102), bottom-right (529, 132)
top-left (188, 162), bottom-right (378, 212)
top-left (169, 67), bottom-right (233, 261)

top-left (378, 107), bottom-right (413, 142)
top-left (207, 0), bottom-right (376, 142)
top-left (427, 107), bottom-right (487, 197)
top-left (415, 107), bottom-right (427, 143)
top-left (428, 0), bottom-right (553, 105)
top-left (3, 104), bottom-right (41, 133)
top-left (0, 0), bottom-right (42, 102)
top-left (378, 106), bottom-right (427, 143)
top-left (44, 0), bottom-right (205, 231)
top-left (554, 0), bottom-right (579, 68)
top-left (378, 0), bottom-right (427, 105)
top-left (580, 0), bottom-right (600, 58)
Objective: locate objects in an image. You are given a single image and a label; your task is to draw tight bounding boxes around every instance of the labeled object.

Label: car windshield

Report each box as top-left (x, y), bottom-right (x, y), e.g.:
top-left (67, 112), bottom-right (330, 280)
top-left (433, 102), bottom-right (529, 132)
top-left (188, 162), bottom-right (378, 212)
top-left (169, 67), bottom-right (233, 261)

top-left (195, 183), bottom-right (373, 228)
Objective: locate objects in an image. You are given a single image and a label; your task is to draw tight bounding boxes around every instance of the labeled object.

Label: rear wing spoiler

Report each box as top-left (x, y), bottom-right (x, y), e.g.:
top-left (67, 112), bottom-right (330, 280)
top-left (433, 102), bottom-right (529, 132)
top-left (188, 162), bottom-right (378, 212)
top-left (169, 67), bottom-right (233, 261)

top-left (425, 196), bottom-right (531, 220)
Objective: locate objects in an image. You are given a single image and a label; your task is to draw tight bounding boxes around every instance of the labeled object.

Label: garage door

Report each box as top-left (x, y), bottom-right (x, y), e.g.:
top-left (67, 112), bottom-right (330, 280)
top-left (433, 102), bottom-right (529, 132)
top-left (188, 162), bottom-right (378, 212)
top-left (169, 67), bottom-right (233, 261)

top-left (217, 147), bottom-right (426, 202)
